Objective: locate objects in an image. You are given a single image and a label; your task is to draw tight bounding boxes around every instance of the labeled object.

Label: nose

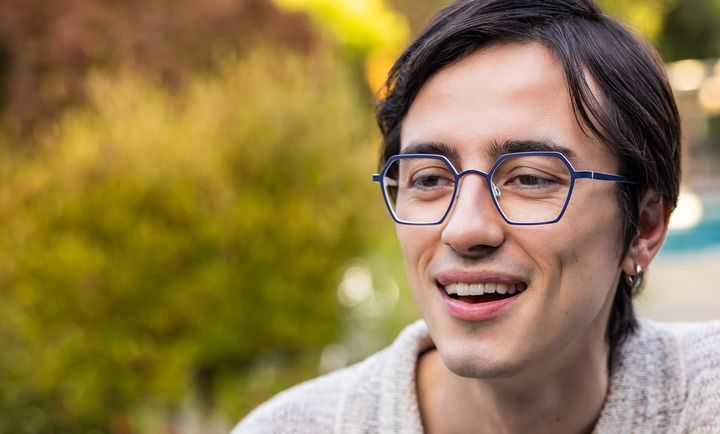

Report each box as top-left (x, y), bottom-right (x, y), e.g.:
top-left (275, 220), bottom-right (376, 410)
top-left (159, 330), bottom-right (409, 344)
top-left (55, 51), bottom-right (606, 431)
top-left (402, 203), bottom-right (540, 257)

top-left (441, 172), bottom-right (505, 256)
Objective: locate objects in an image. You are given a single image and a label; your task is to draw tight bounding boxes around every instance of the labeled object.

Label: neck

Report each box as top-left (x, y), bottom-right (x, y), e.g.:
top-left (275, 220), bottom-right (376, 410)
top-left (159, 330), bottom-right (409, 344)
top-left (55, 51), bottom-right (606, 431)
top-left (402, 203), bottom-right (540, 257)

top-left (417, 332), bottom-right (610, 434)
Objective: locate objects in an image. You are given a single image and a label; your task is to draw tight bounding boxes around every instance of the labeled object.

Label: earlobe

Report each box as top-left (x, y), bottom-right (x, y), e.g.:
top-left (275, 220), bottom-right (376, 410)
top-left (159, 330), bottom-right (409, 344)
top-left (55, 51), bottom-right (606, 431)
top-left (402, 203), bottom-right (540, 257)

top-left (621, 189), bottom-right (670, 276)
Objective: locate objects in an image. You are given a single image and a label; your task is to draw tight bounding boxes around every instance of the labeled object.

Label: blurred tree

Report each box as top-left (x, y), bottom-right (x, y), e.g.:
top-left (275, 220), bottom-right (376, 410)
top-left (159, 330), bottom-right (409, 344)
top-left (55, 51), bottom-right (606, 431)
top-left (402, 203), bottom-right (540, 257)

top-left (656, 0), bottom-right (720, 61)
top-left (0, 48), bottom-right (386, 432)
top-left (0, 0), bottom-right (317, 139)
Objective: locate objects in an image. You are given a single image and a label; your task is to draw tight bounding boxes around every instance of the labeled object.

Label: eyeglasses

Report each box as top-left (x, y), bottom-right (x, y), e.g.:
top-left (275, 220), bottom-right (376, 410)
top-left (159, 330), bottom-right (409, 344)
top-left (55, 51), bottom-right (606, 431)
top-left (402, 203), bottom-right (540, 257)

top-left (372, 151), bottom-right (635, 225)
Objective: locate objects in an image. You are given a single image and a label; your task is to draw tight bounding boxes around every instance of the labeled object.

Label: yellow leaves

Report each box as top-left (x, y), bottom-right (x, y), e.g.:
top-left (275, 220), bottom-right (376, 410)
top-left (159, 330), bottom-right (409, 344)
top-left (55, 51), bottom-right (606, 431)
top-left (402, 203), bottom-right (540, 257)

top-left (273, 0), bottom-right (410, 56)
top-left (620, 2), bottom-right (665, 38)
top-left (272, 0), bottom-right (409, 94)
top-left (364, 48), bottom-right (399, 96)
top-left (600, 0), bottom-right (676, 39)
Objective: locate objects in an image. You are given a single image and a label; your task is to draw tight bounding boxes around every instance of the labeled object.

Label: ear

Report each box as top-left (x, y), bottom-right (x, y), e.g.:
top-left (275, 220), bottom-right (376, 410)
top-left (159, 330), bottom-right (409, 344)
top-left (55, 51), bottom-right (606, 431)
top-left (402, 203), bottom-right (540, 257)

top-left (621, 189), bottom-right (670, 275)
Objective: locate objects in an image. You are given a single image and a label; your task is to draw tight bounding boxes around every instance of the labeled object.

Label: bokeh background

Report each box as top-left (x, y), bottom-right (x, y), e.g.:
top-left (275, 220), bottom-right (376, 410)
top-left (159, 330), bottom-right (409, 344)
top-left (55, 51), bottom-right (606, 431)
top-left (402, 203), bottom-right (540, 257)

top-left (0, 0), bottom-right (718, 432)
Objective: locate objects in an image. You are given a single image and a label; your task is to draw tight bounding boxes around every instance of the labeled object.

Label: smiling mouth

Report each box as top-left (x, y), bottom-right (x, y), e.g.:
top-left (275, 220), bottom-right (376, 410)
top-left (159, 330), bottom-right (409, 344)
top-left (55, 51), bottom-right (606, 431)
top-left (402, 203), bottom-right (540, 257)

top-left (441, 282), bottom-right (528, 304)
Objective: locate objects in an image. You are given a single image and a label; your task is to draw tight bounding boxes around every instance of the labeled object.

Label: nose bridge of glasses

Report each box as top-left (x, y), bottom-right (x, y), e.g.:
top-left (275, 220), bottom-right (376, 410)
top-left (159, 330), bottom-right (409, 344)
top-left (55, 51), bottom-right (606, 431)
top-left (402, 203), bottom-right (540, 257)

top-left (456, 169), bottom-right (500, 197)
top-left (439, 166), bottom-right (505, 230)
top-left (457, 168), bottom-right (489, 179)
top-left (454, 168), bottom-right (500, 206)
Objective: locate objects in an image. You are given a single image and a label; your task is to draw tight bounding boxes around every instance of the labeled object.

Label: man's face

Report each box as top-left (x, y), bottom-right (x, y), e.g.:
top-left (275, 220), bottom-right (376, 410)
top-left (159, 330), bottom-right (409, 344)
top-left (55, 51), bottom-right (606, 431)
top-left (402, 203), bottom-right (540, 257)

top-left (398, 42), bottom-right (626, 378)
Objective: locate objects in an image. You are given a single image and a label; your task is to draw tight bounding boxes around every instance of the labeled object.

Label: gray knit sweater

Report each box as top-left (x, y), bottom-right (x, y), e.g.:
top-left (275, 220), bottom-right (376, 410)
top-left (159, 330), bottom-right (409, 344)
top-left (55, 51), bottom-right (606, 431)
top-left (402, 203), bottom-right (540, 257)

top-left (233, 319), bottom-right (720, 433)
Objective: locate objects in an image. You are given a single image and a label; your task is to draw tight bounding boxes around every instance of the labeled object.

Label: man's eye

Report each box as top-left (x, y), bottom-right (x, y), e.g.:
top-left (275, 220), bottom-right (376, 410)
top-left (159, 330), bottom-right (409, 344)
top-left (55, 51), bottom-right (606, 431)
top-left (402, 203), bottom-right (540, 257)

top-left (516, 175), bottom-right (551, 186)
top-left (411, 175), bottom-right (453, 189)
top-left (507, 173), bottom-right (557, 189)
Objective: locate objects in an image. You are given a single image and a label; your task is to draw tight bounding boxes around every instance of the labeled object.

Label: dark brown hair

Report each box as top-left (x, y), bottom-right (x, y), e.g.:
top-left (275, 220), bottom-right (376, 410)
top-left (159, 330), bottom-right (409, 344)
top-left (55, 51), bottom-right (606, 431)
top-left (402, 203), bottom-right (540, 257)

top-left (376, 0), bottom-right (681, 351)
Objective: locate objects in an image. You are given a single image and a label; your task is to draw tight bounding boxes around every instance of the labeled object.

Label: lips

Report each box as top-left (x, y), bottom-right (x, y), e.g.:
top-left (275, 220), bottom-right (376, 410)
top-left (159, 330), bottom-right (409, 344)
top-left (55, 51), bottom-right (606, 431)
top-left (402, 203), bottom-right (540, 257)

top-left (441, 282), bottom-right (527, 305)
top-left (436, 270), bottom-right (527, 296)
top-left (444, 282), bottom-right (527, 296)
top-left (434, 270), bottom-right (528, 318)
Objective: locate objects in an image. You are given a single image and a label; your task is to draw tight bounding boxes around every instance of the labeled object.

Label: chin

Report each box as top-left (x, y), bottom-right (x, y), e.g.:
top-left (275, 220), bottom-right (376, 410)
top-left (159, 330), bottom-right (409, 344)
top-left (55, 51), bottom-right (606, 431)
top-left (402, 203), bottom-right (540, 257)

top-left (441, 351), bottom-right (520, 379)
top-left (434, 332), bottom-right (525, 380)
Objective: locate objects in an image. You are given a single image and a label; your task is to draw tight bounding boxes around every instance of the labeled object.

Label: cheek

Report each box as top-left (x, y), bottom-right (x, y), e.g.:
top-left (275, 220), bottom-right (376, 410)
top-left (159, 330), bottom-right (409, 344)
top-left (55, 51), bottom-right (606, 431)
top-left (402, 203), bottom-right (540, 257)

top-left (521, 191), bottom-right (625, 289)
top-left (396, 226), bottom-right (439, 286)
top-left (539, 193), bottom-right (625, 301)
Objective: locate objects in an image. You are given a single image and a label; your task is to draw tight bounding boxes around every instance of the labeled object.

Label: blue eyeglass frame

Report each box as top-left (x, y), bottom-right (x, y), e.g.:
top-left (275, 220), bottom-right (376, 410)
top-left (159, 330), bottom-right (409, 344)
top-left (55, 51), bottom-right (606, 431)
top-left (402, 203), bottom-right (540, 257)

top-left (371, 151), bottom-right (635, 226)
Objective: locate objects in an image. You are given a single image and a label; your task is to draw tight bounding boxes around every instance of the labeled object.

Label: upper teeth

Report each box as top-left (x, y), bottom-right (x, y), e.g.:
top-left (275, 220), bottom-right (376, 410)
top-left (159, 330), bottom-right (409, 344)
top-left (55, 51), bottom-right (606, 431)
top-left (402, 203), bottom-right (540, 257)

top-left (444, 282), bottom-right (526, 296)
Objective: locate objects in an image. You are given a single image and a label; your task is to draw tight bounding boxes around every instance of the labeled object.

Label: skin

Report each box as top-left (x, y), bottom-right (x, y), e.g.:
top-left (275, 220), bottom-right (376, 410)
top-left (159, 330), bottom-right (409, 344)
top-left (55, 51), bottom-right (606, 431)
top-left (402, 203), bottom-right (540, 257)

top-left (398, 42), bottom-right (668, 434)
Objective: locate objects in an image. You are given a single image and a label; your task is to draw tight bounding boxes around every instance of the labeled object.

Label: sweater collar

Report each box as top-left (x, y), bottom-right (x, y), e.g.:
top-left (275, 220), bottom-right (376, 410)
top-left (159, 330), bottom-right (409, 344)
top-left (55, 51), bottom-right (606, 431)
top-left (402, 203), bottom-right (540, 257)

top-left (371, 319), bottom-right (686, 433)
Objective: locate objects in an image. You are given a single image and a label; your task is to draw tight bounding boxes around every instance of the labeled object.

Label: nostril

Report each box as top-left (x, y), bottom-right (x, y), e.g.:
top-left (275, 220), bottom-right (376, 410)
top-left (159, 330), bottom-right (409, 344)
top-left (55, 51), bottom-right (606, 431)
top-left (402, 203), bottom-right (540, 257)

top-left (466, 244), bottom-right (501, 257)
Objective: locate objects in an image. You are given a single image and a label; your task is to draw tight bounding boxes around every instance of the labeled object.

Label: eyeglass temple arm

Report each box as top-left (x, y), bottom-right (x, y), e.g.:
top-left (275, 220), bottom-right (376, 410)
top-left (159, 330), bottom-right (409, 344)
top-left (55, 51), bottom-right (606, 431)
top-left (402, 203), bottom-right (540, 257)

top-left (575, 171), bottom-right (635, 183)
top-left (372, 174), bottom-right (382, 183)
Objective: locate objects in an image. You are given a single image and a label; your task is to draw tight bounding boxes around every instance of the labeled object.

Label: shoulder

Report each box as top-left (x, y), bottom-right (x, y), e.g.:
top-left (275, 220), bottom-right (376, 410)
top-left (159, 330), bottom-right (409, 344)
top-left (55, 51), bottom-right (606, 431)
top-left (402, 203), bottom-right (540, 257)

top-left (595, 319), bottom-right (720, 432)
top-left (232, 320), bottom-right (431, 434)
top-left (231, 361), bottom-right (364, 434)
top-left (646, 320), bottom-right (720, 431)
top-left (635, 319), bottom-right (720, 389)
top-left (651, 319), bottom-right (720, 382)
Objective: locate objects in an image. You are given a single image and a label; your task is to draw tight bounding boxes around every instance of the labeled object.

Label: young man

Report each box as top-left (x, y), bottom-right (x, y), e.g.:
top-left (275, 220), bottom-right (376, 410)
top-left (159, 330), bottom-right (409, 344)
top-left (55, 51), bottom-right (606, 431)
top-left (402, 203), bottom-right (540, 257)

top-left (235, 0), bottom-right (720, 432)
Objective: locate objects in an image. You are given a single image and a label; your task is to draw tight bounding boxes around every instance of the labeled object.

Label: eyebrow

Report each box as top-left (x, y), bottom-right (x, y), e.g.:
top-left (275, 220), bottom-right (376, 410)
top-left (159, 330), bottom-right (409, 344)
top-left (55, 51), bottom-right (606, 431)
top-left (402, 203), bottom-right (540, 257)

top-left (400, 141), bottom-right (460, 161)
top-left (400, 138), bottom-right (577, 164)
top-left (488, 139), bottom-right (578, 162)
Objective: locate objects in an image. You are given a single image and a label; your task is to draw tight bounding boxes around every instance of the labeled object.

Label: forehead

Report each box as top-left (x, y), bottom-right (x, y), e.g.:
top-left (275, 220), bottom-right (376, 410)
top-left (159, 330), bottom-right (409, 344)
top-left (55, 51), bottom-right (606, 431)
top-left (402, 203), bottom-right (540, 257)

top-left (400, 42), bottom-right (613, 168)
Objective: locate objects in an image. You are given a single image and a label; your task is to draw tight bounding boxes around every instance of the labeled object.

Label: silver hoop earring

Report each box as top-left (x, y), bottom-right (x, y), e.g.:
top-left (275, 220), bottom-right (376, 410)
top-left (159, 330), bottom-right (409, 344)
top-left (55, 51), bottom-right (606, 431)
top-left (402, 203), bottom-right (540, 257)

top-left (624, 263), bottom-right (644, 291)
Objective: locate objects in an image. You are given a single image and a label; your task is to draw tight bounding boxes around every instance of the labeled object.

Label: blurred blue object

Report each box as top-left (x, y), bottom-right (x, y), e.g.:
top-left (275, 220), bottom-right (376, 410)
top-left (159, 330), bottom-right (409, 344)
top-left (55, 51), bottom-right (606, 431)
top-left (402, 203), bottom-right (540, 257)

top-left (662, 187), bottom-right (720, 254)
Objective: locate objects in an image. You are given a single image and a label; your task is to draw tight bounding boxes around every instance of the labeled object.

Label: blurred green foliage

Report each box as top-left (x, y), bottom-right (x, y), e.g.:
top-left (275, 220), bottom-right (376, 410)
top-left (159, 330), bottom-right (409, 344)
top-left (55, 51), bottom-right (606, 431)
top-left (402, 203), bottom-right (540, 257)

top-left (0, 48), bottom-right (389, 432)
top-left (656, 0), bottom-right (720, 61)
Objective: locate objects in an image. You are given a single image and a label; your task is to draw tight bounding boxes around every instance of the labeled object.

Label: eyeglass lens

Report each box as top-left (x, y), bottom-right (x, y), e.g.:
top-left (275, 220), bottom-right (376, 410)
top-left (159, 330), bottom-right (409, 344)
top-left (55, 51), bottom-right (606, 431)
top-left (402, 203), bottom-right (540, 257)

top-left (383, 155), bottom-right (573, 224)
